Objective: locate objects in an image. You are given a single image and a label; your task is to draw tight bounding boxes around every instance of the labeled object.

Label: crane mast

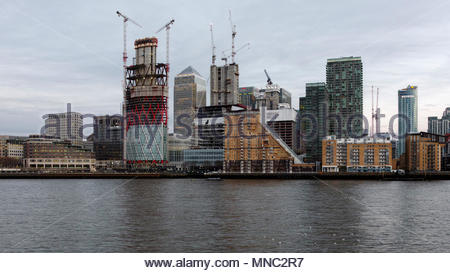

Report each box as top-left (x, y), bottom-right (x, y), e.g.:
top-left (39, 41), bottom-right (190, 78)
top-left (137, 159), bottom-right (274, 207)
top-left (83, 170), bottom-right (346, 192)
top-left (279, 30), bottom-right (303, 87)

top-left (371, 85), bottom-right (374, 137)
top-left (375, 87), bottom-right (380, 136)
top-left (209, 23), bottom-right (216, 65)
top-left (228, 10), bottom-right (237, 64)
top-left (156, 19), bottom-right (175, 70)
top-left (221, 42), bottom-right (250, 63)
top-left (116, 11), bottom-right (142, 72)
top-left (116, 11), bottom-right (142, 163)
top-left (370, 85), bottom-right (381, 137)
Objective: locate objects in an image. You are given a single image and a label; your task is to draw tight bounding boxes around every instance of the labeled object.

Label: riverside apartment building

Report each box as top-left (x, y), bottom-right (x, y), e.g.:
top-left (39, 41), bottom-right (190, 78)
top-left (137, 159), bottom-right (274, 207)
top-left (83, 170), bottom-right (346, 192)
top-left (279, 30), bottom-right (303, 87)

top-left (322, 136), bottom-right (392, 172)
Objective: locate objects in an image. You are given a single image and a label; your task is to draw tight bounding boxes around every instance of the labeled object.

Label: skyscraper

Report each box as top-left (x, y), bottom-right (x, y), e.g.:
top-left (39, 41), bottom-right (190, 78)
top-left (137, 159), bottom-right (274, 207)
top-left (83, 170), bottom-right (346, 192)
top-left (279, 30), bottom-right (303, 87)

top-left (173, 66), bottom-right (206, 137)
top-left (125, 37), bottom-right (169, 168)
top-left (93, 115), bottom-right (123, 169)
top-left (298, 82), bottom-right (328, 163)
top-left (257, 86), bottom-right (292, 110)
top-left (326, 56), bottom-right (363, 138)
top-left (279, 88), bottom-right (292, 107)
top-left (238, 86), bottom-right (258, 109)
top-left (397, 85), bottom-right (418, 158)
top-left (428, 107), bottom-right (450, 136)
top-left (44, 112), bottom-right (83, 145)
top-left (210, 63), bottom-right (239, 106)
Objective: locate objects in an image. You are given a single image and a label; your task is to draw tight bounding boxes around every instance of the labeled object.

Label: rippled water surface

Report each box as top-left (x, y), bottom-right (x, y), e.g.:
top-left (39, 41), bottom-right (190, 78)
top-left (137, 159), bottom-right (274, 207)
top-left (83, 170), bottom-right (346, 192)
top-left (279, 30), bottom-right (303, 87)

top-left (0, 178), bottom-right (449, 252)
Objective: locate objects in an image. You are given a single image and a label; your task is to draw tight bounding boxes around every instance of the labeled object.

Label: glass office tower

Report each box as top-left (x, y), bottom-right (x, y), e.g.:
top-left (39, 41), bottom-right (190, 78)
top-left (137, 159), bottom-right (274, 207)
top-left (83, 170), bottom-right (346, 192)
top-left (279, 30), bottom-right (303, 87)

top-left (398, 85), bottom-right (418, 158)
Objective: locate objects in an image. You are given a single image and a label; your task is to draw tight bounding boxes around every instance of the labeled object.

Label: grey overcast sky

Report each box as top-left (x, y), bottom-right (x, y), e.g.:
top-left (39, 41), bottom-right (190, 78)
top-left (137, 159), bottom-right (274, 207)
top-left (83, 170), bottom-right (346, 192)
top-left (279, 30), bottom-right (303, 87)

top-left (1, 0), bottom-right (450, 135)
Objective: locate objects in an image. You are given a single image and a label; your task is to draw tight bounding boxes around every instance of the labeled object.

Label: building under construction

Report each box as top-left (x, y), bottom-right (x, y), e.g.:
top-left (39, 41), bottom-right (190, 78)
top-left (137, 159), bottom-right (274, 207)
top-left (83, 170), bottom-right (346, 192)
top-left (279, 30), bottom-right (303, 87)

top-left (224, 111), bottom-right (313, 173)
top-left (209, 14), bottom-right (240, 107)
top-left (210, 63), bottom-right (239, 106)
top-left (125, 37), bottom-right (169, 168)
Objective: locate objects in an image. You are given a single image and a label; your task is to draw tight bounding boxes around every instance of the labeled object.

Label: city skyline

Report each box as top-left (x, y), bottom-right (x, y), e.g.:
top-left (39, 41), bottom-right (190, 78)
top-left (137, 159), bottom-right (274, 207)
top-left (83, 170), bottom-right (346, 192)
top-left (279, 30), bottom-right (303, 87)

top-left (1, 0), bottom-right (450, 135)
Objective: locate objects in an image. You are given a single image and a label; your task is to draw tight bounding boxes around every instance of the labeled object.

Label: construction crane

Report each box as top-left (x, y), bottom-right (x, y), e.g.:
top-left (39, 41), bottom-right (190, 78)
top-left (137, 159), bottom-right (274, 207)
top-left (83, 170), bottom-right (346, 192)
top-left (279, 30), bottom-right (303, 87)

top-left (116, 11), bottom-right (142, 162)
top-left (116, 11), bottom-right (142, 72)
top-left (228, 9), bottom-right (237, 64)
top-left (264, 69), bottom-right (273, 86)
top-left (209, 23), bottom-right (216, 65)
top-left (156, 19), bottom-right (175, 70)
top-left (375, 87), bottom-right (380, 136)
top-left (221, 42), bottom-right (250, 64)
top-left (369, 85), bottom-right (381, 137)
top-left (371, 85), bottom-right (374, 137)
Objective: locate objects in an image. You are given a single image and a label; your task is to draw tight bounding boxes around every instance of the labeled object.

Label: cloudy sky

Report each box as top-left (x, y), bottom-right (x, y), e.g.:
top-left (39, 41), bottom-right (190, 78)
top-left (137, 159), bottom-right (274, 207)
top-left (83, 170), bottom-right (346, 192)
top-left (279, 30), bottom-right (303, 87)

top-left (1, 0), bottom-right (449, 136)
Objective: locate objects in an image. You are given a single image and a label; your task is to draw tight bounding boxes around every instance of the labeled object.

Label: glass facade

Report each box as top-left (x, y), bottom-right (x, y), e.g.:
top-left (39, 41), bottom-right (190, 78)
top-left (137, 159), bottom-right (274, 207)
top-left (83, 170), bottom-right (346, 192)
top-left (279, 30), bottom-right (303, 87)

top-left (298, 82), bottom-right (327, 162)
top-left (279, 88), bottom-right (292, 107)
top-left (184, 149), bottom-right (223, 166)
top-left (93, 115), bottom-right (123, 161)
top-left (427, 107), bottom-right (450, 136)
top-left (238, 87), bottom-right (258, 109)
top-left (398, 85), bottom-right (418, 158)
top-left (125, 37), bottom-right (169, 167)
top-left (174, 66), bottom-right (206, 137)
top-left (326, 57), bottom-right (363, 138)
top-left (126, 125), bottom-right (168, 162)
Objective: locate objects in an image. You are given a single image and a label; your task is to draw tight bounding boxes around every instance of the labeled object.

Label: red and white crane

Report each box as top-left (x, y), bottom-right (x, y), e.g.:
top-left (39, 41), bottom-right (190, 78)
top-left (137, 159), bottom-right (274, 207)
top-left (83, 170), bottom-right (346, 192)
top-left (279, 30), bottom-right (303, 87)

top-left (116, 11), bottom-right (142, 75)
top-left (156, 19), bottom-right (175, 71)
top-left (116, 11), bottom-right (142, 161)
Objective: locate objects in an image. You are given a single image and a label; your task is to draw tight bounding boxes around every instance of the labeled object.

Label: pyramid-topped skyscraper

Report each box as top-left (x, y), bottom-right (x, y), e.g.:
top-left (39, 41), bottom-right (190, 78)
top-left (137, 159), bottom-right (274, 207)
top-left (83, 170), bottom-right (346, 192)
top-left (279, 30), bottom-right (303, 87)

top-left (173, 66), bottom-right (206, 137)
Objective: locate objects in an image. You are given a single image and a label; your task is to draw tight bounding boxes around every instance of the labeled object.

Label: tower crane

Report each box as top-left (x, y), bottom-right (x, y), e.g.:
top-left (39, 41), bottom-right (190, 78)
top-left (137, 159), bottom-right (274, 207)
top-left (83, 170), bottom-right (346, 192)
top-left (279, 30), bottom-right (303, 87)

top-left (209, 23), bottom-right (216, 65)
top-left (375, 87), bottom-right (380, 136)
top-left (371, 85), bottom-right (374, 137)
top-left (156, 19), bottom-right (175, 70)
top-left (116, 11), bottom-right (142, 162)
top-left (221, 42), bottom-right (250, 64)
top-left (369, 85), bottom-right (381, 137)
top-left (228, 9), bottom-right (237, 64)
top-left (116, 11), bottom-right (142, 73)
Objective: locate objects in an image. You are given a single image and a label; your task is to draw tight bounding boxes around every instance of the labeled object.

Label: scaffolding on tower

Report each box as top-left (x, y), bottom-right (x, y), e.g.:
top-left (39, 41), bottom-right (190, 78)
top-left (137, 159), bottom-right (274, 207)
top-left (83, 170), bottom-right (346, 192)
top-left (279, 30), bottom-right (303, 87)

top-left (125, 37), bottom-right (169, 169)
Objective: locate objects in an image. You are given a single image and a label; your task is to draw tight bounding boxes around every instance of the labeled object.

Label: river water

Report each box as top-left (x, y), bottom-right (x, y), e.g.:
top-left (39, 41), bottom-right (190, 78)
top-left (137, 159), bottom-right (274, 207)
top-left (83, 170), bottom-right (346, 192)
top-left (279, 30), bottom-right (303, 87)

top-left (0, 178), bottom-right (449, 252)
